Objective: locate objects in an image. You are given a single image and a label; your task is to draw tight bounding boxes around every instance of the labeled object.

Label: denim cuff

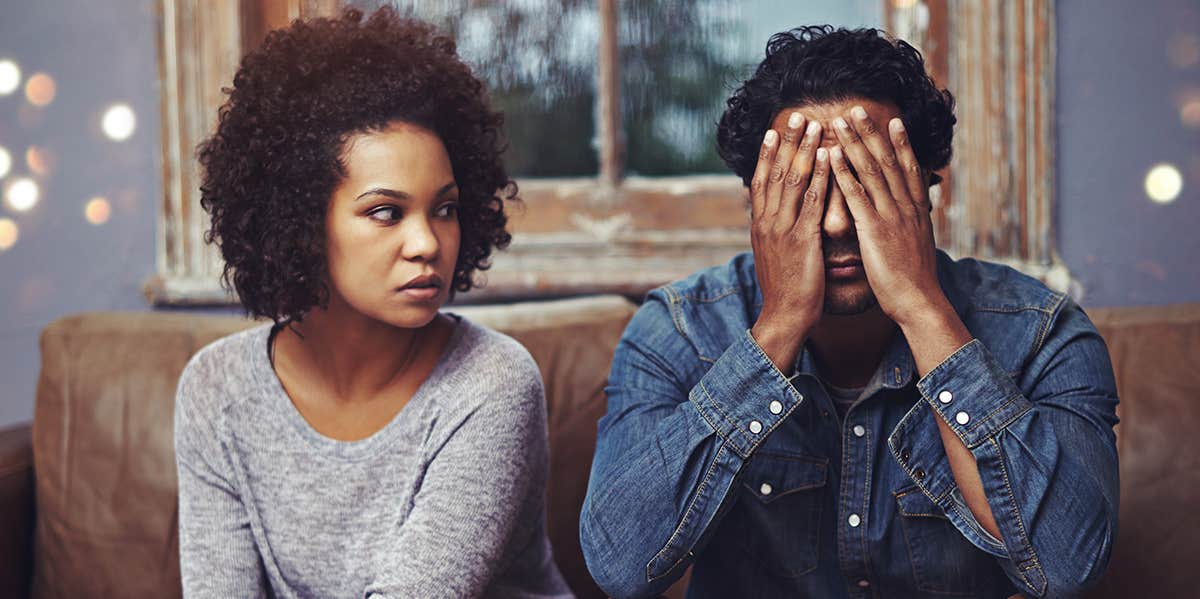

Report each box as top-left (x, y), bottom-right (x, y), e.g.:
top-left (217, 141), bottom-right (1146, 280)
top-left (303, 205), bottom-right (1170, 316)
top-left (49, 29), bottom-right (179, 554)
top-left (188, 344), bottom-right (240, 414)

top-left (688, 329), bottom-right (806, 459)
top-left (916, 339), bottom-right (1033, 449)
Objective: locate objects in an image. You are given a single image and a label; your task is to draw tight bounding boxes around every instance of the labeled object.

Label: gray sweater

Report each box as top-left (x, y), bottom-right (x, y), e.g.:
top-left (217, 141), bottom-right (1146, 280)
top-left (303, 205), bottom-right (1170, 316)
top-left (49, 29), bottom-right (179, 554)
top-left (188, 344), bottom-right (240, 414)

top-left (174, 316), bottom-right (573, 599)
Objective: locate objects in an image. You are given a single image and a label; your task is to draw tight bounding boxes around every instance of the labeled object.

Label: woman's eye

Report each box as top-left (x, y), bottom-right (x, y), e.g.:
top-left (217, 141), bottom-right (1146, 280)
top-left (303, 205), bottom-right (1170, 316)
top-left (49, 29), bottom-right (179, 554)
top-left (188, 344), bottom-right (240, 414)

top-left (367, 206), bottom-right (401, 223)
top-left (435, 202), bottom-right (459, 218)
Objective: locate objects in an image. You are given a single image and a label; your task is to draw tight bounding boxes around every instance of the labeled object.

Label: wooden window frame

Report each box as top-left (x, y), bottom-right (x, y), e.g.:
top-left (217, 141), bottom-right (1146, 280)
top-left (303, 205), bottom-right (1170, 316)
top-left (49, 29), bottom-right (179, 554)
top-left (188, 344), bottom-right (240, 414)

top-left (146, 0), bottom-right (1067, 306)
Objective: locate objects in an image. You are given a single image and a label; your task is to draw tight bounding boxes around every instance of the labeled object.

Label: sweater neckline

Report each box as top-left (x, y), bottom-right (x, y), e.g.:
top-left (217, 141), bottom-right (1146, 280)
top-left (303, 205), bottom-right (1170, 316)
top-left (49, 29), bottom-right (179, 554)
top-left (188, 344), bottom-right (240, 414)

top-left (250, 314), bottom-right (470, 460)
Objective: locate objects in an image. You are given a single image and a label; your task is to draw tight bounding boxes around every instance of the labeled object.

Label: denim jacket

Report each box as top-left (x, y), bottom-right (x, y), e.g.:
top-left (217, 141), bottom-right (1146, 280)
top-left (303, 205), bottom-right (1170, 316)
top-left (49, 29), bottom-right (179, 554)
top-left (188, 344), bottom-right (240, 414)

top-left (581, 251), bottom-right (1119, 599)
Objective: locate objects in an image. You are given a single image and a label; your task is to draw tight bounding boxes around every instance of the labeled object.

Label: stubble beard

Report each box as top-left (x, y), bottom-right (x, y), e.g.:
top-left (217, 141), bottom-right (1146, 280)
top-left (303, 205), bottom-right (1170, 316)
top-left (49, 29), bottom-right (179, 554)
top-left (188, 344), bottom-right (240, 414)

top-left (823, 283), bottom-right (878, 316)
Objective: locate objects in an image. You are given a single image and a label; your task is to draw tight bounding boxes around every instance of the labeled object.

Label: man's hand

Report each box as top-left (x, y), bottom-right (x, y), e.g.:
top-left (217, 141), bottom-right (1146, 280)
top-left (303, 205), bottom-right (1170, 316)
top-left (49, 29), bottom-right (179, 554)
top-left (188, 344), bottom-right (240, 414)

top-left (829, 106), bottom-right (1003, 541)
top-left (827, 107), bottom-right (950, 327)
top-left (748, 112), bottom-right (830, 374)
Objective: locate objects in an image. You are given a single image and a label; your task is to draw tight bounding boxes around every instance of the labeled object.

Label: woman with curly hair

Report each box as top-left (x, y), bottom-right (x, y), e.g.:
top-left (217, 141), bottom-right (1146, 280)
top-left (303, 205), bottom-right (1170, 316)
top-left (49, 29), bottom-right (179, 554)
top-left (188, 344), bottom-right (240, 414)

top-left (173, 8), bottom-right (572, 598)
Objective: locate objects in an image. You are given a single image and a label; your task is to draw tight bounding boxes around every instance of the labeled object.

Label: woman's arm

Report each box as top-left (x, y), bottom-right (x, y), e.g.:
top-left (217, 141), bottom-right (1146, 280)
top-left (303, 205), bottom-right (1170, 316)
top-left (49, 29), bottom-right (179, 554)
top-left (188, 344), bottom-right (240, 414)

top-left (174, 359), bottom-right (270, 599)
top-left (368, 348), bottom-right (557, 598)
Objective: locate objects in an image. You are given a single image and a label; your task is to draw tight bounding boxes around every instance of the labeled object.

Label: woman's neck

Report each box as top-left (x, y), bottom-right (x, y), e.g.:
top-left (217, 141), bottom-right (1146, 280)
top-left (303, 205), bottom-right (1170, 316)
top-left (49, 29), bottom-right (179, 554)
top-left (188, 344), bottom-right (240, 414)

top-left (274, 296), bottom-right (438, 405)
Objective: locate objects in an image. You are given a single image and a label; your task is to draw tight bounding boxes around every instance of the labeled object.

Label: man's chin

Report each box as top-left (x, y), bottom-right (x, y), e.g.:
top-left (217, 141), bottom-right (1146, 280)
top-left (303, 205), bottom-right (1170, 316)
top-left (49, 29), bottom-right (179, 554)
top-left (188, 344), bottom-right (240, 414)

top-left (823, 289), bottom-right (878, 316)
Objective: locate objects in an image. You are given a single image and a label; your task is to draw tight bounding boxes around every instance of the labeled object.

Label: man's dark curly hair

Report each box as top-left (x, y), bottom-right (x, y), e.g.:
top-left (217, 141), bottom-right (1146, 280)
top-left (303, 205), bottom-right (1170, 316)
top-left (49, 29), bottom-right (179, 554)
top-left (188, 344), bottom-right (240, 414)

top-left (717, 25), bottom-right (956, 187)
top-left (198, 7), bottom-right (513, 324)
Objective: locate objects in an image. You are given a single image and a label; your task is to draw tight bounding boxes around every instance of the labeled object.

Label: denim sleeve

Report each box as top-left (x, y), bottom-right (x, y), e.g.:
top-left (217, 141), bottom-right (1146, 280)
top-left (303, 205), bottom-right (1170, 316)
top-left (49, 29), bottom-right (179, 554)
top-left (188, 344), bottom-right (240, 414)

top-left (580, 290), bottom-right (806, 599)
top-left (889, 298), bottom-right (1119, 598)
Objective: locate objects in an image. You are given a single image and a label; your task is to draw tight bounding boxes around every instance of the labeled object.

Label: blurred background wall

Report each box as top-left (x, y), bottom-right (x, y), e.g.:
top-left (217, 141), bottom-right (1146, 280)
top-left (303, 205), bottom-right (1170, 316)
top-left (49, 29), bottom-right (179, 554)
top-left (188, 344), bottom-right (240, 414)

top-left (0, 0), bottom-right (1197, 428)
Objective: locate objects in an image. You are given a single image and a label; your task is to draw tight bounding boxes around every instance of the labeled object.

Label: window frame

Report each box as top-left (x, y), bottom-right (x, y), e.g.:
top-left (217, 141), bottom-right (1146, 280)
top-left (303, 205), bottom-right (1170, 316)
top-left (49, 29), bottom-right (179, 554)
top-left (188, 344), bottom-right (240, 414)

top-left (146, 0), bottom-right (1067, 306)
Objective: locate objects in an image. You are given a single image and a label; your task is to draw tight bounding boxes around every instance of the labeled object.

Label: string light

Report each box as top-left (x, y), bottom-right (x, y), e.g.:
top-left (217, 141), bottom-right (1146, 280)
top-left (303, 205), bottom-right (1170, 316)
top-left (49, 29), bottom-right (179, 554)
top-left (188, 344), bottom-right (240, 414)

top-left (85, 197), bottom-right (112, 225)
top-left (24, 72), bottom-right (55, 106)
top-left (0, 60), bottom-right (19, 96)
top-left (1144, 163), bottom-right (1183, 204)
top-left (101, 104), bottom-right (136, 141)
top-left (0, 146), bottom-right (11, 179)
top-left (0, 218), bottom-right (17, 250)
top-left (5, 177), bottom-right (39, 212)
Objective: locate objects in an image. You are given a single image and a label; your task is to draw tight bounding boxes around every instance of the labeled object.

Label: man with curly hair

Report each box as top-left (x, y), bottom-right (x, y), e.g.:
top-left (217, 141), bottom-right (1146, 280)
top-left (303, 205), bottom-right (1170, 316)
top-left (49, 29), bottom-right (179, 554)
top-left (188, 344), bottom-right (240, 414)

top-left (174, 8), bottom-right (572, 598)
top-left (582, 26), bottom-right (1118, 598)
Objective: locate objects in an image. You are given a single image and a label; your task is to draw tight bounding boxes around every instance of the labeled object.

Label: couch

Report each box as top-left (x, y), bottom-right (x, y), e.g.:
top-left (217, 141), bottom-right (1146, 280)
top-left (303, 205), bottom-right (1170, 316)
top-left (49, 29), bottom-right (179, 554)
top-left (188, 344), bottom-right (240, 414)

top-left (0, 298), bottom-right (1196, 598)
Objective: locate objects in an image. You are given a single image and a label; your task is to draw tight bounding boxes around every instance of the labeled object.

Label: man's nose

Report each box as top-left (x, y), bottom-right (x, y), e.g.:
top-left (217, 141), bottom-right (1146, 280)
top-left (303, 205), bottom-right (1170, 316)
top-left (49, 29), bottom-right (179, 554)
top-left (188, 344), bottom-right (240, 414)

top-left (822, 182), bottom-right (856, 240)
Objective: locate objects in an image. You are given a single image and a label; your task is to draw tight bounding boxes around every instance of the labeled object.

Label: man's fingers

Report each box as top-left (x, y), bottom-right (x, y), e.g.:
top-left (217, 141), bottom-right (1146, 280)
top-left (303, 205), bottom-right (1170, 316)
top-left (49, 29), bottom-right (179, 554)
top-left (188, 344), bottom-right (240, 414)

top-left (829, 145), bottom-right (877, 223)
top-left (750, 129), bottom-right (779, 220)
top-left (766, 111), bottom-right (806, 216)
top-left (850, 106), bottom-right (912, 208)
top-left (832, 114), bottom-right (894, 215)
top-left (779, 119), bottom-right (822, 223)
top-left (889, 118), bottom-right (929, 210)
top-left (795, 146), bottom-right (830, 233)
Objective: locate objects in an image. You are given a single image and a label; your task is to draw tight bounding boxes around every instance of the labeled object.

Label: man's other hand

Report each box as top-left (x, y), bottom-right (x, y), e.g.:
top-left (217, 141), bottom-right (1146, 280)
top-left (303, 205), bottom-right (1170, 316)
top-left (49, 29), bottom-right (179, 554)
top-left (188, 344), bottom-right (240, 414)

top-left (748, 112), bottom-right (829, 373)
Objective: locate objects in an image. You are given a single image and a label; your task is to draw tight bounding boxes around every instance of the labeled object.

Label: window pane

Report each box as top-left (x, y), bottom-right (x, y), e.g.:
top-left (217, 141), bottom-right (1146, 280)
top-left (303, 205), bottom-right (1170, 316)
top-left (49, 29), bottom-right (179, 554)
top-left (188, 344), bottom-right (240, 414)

top-left (621, 0), bottom-right (884, 176)
top-left (356, 0), bottom-right (599, 177)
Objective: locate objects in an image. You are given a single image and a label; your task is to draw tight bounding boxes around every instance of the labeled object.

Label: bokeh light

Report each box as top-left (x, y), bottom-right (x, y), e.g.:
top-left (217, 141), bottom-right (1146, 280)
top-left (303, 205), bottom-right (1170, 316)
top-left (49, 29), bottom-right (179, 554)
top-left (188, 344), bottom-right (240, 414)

top-left (101, 104), bottom-right (136, 141)
top-left (24, 72), bottom-right (56, 106)
top-left (1167, 34), bottom-right (1200, 68)
top-left (85, 197), bottom-right (111, 225)
top-left (1180, 94), bottom-right (1200, 128)
top-left (0, 146), bottom-right (11, 179)
top-left (0, 218), bottom-right (17, 250)
top-left (25, 145), bottom-right (55, 176)
top-left (5, 177), bottom-right (40, 212)
top-left (1144, 163), bottom-right (1183, 204)
top-left (0, 60), bottom-right (19, 96)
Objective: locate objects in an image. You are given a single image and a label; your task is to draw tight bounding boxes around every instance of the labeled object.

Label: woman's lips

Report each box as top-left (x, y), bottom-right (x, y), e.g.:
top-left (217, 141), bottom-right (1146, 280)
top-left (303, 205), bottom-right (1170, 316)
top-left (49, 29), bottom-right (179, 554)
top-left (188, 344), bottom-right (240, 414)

top-left (398, 286), bottom-right (440, 300)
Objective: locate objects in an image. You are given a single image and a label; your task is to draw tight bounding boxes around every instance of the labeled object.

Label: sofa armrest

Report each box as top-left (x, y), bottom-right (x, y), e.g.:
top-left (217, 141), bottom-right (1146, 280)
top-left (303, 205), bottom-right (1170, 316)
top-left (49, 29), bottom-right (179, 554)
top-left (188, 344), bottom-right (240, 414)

top-left (0, 422), bottom-right (34, 599)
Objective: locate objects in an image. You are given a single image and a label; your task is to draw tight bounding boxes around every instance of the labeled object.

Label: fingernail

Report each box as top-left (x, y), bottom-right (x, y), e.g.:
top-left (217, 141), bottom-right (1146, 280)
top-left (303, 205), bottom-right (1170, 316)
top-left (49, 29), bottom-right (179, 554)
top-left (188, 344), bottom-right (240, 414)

top-left (807, 120), bottom-right (821, 136)
top-left (852, 106), bottom-right (868, 120)
top-left (830, 146), bottom-right (842, 159)
top-left (787, 112), bottom-right (802, 129)
top-left (764, 129), bottom-right (778, 147)
top-left (833, 117), bottom-right (848, 130)
top-left (890, 118), bottom-right (905, 133)
top-left (816, 147), bottom-right (828, 161)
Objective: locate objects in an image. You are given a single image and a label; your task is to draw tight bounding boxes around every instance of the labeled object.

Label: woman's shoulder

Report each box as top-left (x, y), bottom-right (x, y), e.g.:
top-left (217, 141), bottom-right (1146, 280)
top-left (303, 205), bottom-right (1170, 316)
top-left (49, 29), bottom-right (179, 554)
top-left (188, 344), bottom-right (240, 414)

top-left (176, 323), bottom-right (272, 415)
top-left (450, 315), bottom-right (539, 373)
top-left (437, 315), bottom-right (544, 404)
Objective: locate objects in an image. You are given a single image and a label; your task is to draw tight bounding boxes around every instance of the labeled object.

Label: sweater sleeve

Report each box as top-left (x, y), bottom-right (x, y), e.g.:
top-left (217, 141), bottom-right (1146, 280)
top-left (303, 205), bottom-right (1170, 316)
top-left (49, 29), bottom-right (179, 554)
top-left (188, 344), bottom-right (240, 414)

top-left (367, 347), bottom-right (555, 598)
top-left (174, 354), bottom-right (270, 599)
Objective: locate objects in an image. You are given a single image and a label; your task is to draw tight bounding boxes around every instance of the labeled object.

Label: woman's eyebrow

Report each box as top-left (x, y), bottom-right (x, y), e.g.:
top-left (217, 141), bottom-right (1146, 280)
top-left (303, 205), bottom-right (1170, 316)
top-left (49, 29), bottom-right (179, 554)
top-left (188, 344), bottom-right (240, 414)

top-left (355, 181), bottom-right (457, 202)
top-left (355, 188), bottom-right (408, 202)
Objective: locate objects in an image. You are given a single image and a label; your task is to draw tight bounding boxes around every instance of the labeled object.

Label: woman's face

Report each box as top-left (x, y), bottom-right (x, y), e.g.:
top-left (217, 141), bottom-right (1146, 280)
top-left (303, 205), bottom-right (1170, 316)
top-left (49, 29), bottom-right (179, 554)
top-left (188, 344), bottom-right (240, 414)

top-left (324, 121), bottom-right (460, 329)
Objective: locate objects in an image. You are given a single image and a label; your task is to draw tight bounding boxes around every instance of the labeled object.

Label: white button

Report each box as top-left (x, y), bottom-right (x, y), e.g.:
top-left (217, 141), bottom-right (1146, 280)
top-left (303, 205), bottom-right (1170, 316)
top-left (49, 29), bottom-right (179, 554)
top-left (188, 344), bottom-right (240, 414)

top-left (769, 400), bottom-right (783, 415)
top-left (938, 390), bottom-right (953, 404)
top-left (760, 482), bottom-right (773, 495)
top-left (955, 411), bottom-right (970, 425)
top-left (852, 425), bottom-right (865, 437)
top-left (857, 579), bottom-right (871, 588)
top-left (848, 513), bottom-right (861, 527)
top-left (749, 420), bottom-right (763, 434)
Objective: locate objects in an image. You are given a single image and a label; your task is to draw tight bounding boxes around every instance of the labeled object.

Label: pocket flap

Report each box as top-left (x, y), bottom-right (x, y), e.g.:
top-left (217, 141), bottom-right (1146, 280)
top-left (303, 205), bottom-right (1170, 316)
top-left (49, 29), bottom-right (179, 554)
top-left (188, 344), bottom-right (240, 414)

top-left (742, 453), bottom-right (828, 503)
top-left (894, 486), bottom-right (948, 519)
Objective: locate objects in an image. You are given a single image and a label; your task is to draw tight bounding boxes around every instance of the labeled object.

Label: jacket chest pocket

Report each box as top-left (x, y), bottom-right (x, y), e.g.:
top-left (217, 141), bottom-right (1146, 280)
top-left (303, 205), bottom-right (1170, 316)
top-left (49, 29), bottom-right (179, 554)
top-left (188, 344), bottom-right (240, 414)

top-left (729, 452), bottom-right (828, 578)
top-left (894, 486), bottom-right (1007, 596)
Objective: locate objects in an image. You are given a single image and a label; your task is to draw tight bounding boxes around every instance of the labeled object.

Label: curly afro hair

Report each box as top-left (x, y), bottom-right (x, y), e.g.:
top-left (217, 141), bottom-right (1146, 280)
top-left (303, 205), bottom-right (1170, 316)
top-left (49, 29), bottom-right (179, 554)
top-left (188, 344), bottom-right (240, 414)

top-left (198, 7), bottom-right (513, 324)
top-left (717, 25), bottom-right (956, 187)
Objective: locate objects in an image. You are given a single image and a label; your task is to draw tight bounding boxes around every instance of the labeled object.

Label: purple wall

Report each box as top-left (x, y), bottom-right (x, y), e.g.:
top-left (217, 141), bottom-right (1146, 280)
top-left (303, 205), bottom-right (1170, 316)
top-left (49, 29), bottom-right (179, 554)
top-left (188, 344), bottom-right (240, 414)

top-left (0, 0), bottom-right (1197, 428)
top-left (1057, 0), bottom-right (1200, 306)
top-left (0, 0), bottom-right (163, 428)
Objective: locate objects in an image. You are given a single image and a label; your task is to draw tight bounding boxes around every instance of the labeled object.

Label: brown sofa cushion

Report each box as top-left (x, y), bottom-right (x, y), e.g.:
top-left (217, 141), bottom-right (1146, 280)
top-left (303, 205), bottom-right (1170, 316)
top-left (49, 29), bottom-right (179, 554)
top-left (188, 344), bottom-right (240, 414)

top-left (0, 424), bottom-right (34, 598)
top-left (1086, 304), bottom-right (1200, 599)
top-left (31, 296), bottom-right (636, 599)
